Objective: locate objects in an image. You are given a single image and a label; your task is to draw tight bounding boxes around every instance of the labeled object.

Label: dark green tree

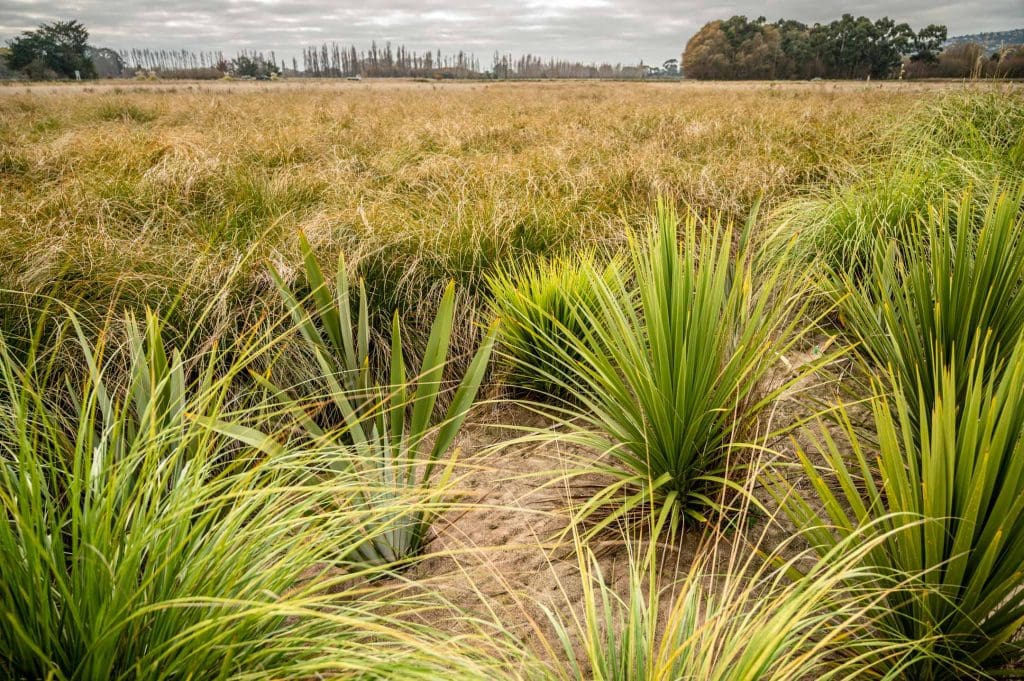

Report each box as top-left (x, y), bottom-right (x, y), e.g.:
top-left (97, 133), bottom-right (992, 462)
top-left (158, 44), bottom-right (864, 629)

top-left (719, 15), bottom-right (766, 49)
top-left (813, 15), bottom-right (871, 78)
top-left (5, 20), bottom-right (96, 79)
top-left (684, 14), bottom-right (945, 80)
top-left (773, 20), bottom-right (817, 79)
top-left (869, 17), bottom-right (916, 77)
top-left (229, 53), bottom-right (280, 78)
top-left (912, 24), bottom-right (948, 63)
top-left (810, 15), bottom-right (915, 79)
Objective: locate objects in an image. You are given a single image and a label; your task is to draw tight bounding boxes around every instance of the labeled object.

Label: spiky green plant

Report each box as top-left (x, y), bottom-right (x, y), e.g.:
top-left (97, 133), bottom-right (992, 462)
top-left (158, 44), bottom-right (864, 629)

top-left (486, 251), bottom-right (621, 397)
top-left (834, 187), bottom-right (1024, 421)
top-left (780, 337), bottom-right (1024, 679)
top-left (0, 309), bottom-right (519, 680)
top-left (271, 236), bottom-right (497, 564)
top-left (272, 234), bottom-right (373, 394)
top-left (525, 200), bottom-right (822, 533)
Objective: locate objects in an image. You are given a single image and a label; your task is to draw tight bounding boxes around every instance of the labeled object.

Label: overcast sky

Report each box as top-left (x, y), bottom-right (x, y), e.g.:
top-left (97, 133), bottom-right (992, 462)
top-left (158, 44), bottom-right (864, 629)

top-left (1, 1), bottom-right (1021, 66)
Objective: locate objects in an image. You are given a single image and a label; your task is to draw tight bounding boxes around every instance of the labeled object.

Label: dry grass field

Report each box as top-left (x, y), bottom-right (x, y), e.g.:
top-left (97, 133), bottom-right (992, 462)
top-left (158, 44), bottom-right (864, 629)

top-left (1, 79), bottom-right (1023, 680)
top-left (0, 80), bottom-right (936, 350)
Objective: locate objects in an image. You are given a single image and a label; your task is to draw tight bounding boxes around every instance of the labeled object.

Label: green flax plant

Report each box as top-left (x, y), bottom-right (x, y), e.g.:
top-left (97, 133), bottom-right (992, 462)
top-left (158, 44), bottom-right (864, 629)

top-left (0, 308), bottom-right (521, 680)
top-left (832, 187), bottom-right (1024, 424)
top-left (516, 200), bottom-right (826, 536)
top-left (271, 235), bottom-right (498, 564)
top-left (779, 337), bottom-right (1024, 679)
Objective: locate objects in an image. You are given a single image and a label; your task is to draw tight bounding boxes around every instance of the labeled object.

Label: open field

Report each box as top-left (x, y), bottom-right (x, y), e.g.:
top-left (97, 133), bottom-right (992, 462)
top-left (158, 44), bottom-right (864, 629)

top-left (0, 79), bottom-right (994, 352)
top-left (2, 80), bottom-right (1024, 679)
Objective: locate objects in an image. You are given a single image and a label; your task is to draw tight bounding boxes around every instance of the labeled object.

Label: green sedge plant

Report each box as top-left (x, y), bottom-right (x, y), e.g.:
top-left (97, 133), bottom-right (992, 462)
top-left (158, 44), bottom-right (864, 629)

top-left (542, 509), bottom-right (927, 681)
top-left (271, 236), bottom-right (498, 564)
top-left (0, 308), bottom-right (519, 680)
top-left (780, 337), bottom-right (1024, 679)
top-left (486, 251), bottom-right (621, 398)
top-left (766, 91), bottom-right (1024, 272)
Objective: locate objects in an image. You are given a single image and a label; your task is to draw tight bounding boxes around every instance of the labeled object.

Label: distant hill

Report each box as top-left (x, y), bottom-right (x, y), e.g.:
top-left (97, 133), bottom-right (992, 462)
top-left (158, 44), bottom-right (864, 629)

top-left (946, 28), bottom-right (1024, 52)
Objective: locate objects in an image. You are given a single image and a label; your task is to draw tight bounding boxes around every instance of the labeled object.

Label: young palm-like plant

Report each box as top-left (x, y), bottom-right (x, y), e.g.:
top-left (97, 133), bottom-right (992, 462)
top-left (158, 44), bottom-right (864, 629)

top-left (271, 237), bottom-right (497, 564)
top-left (834, 187), bottom-right (1024, 420)
top-left (780, 337), bottom-right (1024, 679)
top-left (0, 310), bottom-right (518, 680)
top-left (524, 201), bottom-right (822, 533)
top-left (271, 234), bottom-right (373, 396)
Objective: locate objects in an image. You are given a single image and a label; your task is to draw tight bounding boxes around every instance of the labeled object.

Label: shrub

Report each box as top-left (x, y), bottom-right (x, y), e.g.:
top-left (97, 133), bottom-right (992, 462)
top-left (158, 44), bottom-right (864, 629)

top-left (834, 187), bottom-right (1024, 422)
top-left (779, 337), bottom-right (1024, 678)
top-left (528, 200), bottom-right (821, 534)
top-left (271, 235), bottom-right (497, 564)
top-left (486, 251), bottom-right (620, 397)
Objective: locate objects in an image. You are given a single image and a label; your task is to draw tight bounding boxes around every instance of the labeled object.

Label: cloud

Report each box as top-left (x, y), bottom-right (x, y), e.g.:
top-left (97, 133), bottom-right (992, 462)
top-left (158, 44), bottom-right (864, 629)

top-left (1, 0), bottom-right (1020, 66)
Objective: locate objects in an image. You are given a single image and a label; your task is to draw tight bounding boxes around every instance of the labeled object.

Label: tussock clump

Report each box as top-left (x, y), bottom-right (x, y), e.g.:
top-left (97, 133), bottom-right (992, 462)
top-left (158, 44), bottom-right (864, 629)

top-left (95, 98), bottom-right (158, 123)
top-left (487, 251), bottom-right (621, 398)
top-left (0, 309), bottom-right (524, 680)
top-left (766, 90), bottom-right (1024, 271)
top-left (519, 201), bottom-right (822, 535)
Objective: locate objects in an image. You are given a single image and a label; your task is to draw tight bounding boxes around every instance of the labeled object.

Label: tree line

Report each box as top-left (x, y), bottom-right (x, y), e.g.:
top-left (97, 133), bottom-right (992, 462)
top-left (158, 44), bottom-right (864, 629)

top-left (300, 42), bottom-right (654, 79)
top-left (0, 22), bottom-right (659, 81)
top-left (120, 48), bottom-right (283, 79)
top-left (683, 14), bottom-right (1024, 80)
top-left (4, 17), bottom-right (1023, 82)
top-left (489, 53), bottom-right (649, 79)
top-left (303, 42), bottom-right (479, 78)
top-left (683, 15), bottom-right (945, 80)
top-left (1, 21), bottom-right (288, 80)
top-left (302, 43), bottom-right (477, 78)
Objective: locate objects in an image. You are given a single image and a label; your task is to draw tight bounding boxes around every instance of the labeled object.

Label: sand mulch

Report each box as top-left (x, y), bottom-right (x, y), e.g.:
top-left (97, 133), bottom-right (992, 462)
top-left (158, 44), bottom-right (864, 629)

top-left (405, 337), bottom-right (860, 666)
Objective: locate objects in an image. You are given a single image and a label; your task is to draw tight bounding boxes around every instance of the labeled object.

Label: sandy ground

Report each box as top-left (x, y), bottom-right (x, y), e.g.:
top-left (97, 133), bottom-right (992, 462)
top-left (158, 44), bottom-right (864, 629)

top-left (403, 335), bottom-right (859, 667)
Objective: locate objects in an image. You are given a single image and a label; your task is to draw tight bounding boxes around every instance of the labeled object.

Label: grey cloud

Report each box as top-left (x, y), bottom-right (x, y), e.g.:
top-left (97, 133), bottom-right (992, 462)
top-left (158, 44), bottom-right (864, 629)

top-left (1, 0), bottom-right (1021, 66)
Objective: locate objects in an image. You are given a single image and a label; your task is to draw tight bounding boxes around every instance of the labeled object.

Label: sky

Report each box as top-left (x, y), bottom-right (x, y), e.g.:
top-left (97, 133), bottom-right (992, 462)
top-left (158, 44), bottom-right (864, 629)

top-left (1, 0), bottom-right (1021, 67)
